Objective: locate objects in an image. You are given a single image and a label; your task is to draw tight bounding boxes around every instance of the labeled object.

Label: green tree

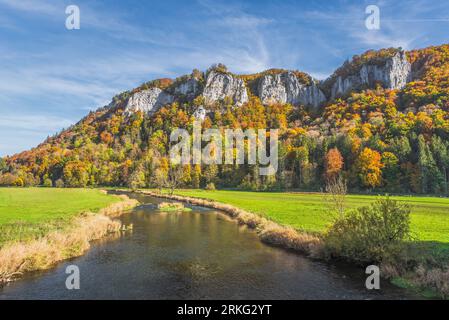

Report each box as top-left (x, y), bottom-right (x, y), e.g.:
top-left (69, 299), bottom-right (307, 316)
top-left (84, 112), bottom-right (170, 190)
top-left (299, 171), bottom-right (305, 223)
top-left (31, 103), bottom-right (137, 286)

top-left (381, 152), bottom-right (400, 191)
top-left (390, 136), bottom-right (411, 162)
top-left (418, 135), bottom-right (445, 193)
top-left (430, 135), bottom-right (449, 194)
top-left (0, 158), bottom-right (7, 173)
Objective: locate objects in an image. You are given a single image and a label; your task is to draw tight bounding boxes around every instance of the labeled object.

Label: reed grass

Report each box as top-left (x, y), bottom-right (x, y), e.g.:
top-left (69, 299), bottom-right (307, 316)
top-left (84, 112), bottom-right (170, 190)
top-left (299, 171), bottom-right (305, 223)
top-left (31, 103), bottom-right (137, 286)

top-left (0, 195), bottom-right (138, 285)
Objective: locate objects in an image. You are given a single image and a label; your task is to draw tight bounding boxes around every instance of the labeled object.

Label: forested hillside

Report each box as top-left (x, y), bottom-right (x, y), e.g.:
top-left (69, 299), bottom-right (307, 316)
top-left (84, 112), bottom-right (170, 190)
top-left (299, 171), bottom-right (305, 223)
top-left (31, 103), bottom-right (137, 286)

top-left (1, 44), bottom-right (448, 194)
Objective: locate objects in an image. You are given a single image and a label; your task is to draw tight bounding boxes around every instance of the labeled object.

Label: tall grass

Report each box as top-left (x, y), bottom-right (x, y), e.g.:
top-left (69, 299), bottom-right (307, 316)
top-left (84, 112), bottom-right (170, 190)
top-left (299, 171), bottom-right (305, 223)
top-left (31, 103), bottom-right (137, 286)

top-left (0, 195), bottom-right (138, 285)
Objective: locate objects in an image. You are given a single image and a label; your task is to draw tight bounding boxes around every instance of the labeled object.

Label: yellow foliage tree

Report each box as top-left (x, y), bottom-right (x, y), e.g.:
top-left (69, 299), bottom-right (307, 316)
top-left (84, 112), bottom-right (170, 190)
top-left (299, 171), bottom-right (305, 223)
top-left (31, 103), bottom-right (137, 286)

top-left (356, 147), bottom-right (384, 188)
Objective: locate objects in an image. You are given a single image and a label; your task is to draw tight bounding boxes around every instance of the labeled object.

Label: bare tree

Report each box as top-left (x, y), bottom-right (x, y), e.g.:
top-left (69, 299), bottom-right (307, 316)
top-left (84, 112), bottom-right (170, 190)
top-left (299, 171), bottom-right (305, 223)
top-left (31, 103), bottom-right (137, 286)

top-left (323, 176), bottom-right (347, 220)
top-left (166, 165), bottom-right (184, 195)
top-left (152, 168), bottom-right (167, 194)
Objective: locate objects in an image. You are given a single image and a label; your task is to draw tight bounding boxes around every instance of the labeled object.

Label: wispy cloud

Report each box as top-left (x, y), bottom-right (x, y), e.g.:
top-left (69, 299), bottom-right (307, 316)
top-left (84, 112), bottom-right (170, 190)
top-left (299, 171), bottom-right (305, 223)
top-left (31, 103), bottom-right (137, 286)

top-left (0, 114), bottom-right (73, 156)
top-left (0, 114), bottom-right (73, 132)
top-left (0, 0), bottom-right (60, 15)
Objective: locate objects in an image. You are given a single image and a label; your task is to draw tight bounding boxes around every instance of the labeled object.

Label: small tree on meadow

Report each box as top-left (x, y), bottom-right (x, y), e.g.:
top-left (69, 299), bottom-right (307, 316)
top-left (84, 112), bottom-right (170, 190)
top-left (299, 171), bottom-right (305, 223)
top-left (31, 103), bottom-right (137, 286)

top-left (152, 168), bottom-right (167, 193)
top-left (323, 175), bottom-right (347, 220)
top-left (166, 165), bottom-right (184, 195)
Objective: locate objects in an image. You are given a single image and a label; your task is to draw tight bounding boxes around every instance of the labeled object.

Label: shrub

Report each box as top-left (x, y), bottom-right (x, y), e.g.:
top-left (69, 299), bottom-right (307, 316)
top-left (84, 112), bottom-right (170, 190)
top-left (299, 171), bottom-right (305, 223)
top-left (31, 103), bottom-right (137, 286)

top-left (0, 173), bottom-right (17, 186)
top-left (205, 182), bottom-right (216, 190)
top-left (43, 178), bottom-right (53, 187)
top-left (55, 179), bottom-right (64, 188)
top-left (323, 197), bottom-right (411, 263)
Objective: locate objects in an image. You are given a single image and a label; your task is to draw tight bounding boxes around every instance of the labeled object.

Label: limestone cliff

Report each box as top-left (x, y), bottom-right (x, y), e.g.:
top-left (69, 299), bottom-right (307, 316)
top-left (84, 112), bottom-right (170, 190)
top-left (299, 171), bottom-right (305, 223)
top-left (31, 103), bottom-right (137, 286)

top-left (328, 50), bottom-right (411, 99)
top-left (124, 88), bottom-right (174, 115)
top-left (202, 70), bottom-right (249, 106)
top-left (257, 72), bottom-right (326, 108)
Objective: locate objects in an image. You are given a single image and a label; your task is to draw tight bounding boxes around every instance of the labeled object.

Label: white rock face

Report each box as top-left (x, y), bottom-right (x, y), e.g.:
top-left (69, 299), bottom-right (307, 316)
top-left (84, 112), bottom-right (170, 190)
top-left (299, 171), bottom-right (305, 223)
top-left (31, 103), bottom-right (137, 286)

top-left (202, 70), bottom-right (249, 106)
top-left (300, 83), bottom-right (327, 107)
top-left (331, 51), bottom-right (411, 99)
top-left (173, 78), bottom-right (200, 98)
top-left (193, 106), bottom-right (207, 120)
top-left (257, 72), bottom-right (326, 108)
top-left (125, 88), bottom-right (174, 115)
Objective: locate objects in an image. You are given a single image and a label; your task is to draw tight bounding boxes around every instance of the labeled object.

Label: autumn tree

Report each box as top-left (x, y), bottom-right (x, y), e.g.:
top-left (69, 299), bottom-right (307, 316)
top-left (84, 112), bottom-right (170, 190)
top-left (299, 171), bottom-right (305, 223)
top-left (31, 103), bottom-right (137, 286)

top-left (128, 165), bottom-right (146, 191)
top-left (325, 147), bottom-right (344, 181)
top-left (63, 160), bottom-right (89, 187)
top-left (191, 164), bottom-right (201, 189)
top-left (355, 147), bottom-right (384, 189)
top-left (100, 131), bottom-right (113, 144)
top-left (152, 168), bottom-right (167, 193)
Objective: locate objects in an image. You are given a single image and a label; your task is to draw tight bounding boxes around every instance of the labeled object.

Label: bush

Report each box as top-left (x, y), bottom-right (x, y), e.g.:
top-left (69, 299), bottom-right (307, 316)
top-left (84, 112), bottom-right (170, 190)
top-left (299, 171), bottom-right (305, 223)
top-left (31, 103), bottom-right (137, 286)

top-left (43, 178), bottom-right (53, 187)
top-left (205, 182), bottom-right (216, 190)
top-left (323, 197), bottom-right (411, 263)
top-left (55, 179), bottom-right (64, 188)
top-left (0, 173), bottom-right (17, 186)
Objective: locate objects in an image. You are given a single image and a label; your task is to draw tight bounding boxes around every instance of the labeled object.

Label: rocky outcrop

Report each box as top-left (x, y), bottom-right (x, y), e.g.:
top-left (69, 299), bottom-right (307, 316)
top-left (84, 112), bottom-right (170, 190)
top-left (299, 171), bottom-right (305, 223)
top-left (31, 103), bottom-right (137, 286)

top-left (124, 88), bottom-right (174, 115)
top-left (172, 77), bottom-right (200, 99)
top-left (300, 83), bottom-right (327, 108)
top-left (193, 106), bottom-right (207, 120)
top-left (330, 51), bottom-right (411, 99)
top-left (121, 51), bottom-right (411, 116)
top-left (257, 72), bottom-right (326, 108)
top-left (202, 70), bottom-right (249, 106)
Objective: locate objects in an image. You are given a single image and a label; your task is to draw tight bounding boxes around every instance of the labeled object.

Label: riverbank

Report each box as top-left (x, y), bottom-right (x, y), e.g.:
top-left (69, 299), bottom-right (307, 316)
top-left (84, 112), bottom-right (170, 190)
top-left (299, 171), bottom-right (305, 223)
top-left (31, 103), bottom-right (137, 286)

top-left (138, 190), bottom-right (448, 298)
top-left (137, 191), bottom-right (323, 256)
top-left (0, 189), bottom-right (139, 284)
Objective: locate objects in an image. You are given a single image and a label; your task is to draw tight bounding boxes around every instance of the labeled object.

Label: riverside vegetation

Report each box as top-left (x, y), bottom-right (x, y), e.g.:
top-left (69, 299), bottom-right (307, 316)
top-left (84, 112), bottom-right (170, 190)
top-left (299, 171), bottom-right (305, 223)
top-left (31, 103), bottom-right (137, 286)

top-left (144, 187), bottom-right (449, 298)
top-left (0, 188), bottom-right (139, 284)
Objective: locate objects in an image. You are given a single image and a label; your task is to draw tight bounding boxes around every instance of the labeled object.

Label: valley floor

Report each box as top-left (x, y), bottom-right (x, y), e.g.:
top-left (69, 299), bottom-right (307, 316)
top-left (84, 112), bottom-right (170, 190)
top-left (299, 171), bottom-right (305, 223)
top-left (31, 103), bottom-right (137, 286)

top-left (173, 189), bottom-right (449, 243)
top-left (1, 187), bottom-right (447, 297)
top-left (0, 187), bottom-right (139, 285)
top-left (0, 188), bottom-right (123, 246)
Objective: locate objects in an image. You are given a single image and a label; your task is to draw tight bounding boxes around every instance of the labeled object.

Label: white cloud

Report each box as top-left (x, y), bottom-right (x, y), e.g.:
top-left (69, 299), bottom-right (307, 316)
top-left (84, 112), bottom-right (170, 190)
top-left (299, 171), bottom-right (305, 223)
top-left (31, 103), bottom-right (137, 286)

top-left (0, 114), bottom-right (73, 132)
top-left (0, 114), bottom-right (74, 156)
top-left (0, 0), bottom-right (60, 15)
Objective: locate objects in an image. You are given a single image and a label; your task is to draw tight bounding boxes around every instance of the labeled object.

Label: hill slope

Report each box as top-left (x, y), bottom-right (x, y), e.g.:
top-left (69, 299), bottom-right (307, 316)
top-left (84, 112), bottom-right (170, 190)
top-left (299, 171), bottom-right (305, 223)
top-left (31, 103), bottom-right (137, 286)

top-left (1, 44), bottom-right (448, 193)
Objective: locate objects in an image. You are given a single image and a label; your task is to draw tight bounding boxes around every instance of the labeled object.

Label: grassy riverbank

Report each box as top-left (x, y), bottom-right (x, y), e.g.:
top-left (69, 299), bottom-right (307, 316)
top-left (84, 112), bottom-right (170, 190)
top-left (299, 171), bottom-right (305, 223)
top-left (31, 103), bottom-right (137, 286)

top-left (173, 190), bottom-right (449, 243)
top-left (166, 189), bottom-right (449, 298)
top-left (0, 188), bottom-right (138, 284)
top-left (0, 188), bottom-right (123, 246)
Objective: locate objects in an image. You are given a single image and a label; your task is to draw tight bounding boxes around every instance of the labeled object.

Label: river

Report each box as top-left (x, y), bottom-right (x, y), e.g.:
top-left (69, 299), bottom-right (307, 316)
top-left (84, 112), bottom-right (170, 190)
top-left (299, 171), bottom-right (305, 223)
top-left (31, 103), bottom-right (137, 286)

top-left (0, 192), bottom-right (419, 300)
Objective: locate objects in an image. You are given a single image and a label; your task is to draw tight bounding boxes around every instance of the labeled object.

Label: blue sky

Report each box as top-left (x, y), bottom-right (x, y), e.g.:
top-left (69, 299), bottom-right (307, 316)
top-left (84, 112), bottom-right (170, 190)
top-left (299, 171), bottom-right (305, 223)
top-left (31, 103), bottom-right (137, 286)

top-left (1, 0), bottom-right (448, 156)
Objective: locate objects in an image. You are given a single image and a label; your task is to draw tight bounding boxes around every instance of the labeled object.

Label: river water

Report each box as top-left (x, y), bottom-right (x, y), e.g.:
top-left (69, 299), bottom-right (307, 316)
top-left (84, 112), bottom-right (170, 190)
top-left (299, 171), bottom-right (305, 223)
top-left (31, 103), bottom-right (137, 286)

top-left (0, 192), bottom-right (419, 300)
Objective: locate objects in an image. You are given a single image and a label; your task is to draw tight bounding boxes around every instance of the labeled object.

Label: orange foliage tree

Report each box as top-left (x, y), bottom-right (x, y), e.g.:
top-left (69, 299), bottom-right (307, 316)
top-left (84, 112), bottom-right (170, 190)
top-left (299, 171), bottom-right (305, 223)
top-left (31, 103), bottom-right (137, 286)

top-left (325, 148), bottom-right (344, 181)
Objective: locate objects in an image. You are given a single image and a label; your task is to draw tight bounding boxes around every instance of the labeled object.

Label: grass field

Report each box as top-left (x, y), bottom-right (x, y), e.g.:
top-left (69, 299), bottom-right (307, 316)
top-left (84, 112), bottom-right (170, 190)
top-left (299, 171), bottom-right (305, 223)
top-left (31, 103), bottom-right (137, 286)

top-left (174, 190), bottom-right (449, 243)
top-left (172, 190), bottom-right (449, 297)
top-left (0, 188), bottom-right (122, 246)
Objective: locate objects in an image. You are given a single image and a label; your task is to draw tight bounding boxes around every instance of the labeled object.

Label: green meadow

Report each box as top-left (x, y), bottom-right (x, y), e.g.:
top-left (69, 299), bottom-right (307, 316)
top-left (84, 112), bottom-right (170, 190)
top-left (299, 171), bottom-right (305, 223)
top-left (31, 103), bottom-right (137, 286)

top-left (0, 188), bottom-right (122, 246)
top-left (175, 190), bottom-right (449, 243)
